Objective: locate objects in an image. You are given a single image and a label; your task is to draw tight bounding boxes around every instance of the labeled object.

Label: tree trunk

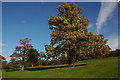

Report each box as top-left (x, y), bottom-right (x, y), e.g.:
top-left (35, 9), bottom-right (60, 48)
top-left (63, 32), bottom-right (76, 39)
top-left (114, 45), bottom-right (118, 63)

top-left (21, 56), bottom-right (25, 70)
top-left (21, 65), bottom-right (24, 70)
top-left (68, 55), bottom-right (73, 67)
top-left (67, 50), bottom-right (75, 67)
top-left (68, 61), bottom-right (72, 67)
top-left (31, 64), bottom-right (33, 67)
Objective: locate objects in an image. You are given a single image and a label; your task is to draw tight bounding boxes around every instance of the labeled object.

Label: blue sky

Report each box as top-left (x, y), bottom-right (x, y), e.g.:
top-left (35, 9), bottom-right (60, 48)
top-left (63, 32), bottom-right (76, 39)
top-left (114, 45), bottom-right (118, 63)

top-left (1, 2), bottom-right (118, 61)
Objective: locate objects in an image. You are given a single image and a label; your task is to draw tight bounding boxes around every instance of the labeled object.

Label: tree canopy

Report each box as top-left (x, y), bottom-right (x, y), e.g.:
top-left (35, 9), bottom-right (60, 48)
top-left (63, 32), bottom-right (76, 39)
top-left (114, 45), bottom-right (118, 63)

top-left (47, 3), bottom-right (110, 66)
top-left (26, 49), bottom-right (40, 67)
top-left (10, 38), bottom-right (33, 70)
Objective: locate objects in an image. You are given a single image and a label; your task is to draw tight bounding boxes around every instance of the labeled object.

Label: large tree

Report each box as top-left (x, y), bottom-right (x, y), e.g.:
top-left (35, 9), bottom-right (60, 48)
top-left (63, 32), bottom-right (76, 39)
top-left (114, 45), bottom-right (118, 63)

top-left (47, 3), bottom-right (110, 67)
top-left (26, 49), bottom-right (40, 67)
top-left (11, 38), bottom-right (33, 70)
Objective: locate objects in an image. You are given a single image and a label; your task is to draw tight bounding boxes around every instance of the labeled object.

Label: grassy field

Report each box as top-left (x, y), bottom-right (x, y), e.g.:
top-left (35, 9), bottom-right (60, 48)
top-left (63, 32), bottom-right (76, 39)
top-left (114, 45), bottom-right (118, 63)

top-left (2, 57), bottom-right (119, 78)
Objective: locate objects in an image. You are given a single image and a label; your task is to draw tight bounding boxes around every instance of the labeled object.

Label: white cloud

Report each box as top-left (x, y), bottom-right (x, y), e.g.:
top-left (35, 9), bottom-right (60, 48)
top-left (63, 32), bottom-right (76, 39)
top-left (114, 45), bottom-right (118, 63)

top-left (96, 2), bottom-right (118, 34)
top-left (107, 35), bottom-right (119, 50)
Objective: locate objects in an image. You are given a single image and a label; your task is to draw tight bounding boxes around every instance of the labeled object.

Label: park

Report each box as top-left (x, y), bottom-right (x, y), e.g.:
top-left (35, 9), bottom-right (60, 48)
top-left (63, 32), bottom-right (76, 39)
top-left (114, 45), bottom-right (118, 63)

top-left (1, 2), bottom-right (119, 79)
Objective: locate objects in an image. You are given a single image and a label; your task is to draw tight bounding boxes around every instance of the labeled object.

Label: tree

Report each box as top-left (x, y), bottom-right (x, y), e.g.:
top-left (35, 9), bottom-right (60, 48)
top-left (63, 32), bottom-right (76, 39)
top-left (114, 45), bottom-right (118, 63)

top-left (47, 3), bottom-right (110, 67)
top-left (26, 49), bottom-right (39, 67)
top-left (0, 55), bottom-right (5, 68)
top-left (0, 55), bottom-right (8, 69)
top-left (2, 61), bottom-right (9, 69)
top-left (11, 38), bottom-right (33, 70)
top-left (59, 54), bottom-right (68, 64)
top-left (0, 55), bottom-right (5, 61)
top-left (8, 58), bottom-right (20, 69)
top-left (50, 58), bottom-right (60, 65)
top-left (109, 49), bottom-right (120, 57)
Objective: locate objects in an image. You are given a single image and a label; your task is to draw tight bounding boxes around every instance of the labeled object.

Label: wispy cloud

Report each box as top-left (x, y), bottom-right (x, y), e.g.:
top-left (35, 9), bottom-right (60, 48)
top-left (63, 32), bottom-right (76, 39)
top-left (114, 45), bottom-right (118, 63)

top-left (96, 2), bottom-right (118, 34)
top-left (107, 35), bottom-right (119, 50)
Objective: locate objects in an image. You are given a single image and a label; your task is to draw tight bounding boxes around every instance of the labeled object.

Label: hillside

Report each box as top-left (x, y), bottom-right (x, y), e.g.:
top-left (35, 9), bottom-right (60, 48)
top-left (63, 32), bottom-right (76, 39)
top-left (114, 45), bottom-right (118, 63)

top-left (2, 57), bottom-right (119, 78)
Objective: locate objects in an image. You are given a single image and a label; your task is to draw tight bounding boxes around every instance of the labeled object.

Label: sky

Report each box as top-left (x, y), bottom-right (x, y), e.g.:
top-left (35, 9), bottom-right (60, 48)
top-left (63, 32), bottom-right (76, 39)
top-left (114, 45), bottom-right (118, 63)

top-left (1, 2), bottom-right (119, 61)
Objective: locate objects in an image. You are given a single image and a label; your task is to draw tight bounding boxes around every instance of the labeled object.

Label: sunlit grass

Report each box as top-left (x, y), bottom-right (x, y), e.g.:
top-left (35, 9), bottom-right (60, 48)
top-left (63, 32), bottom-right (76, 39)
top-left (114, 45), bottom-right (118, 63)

top-left (2, 57), bottom-right (119, 78)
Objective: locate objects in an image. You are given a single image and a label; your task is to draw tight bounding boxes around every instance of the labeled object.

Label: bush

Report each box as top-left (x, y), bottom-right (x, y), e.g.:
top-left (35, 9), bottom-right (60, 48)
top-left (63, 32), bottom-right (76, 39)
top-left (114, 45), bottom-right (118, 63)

top-left (108, 49), bottom-right (120, 57)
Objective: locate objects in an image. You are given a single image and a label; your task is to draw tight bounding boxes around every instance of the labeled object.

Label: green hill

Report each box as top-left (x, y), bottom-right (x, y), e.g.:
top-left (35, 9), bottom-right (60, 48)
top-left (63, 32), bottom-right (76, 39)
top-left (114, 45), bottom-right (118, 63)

top-left (2, 57), bottom-right (119, 78)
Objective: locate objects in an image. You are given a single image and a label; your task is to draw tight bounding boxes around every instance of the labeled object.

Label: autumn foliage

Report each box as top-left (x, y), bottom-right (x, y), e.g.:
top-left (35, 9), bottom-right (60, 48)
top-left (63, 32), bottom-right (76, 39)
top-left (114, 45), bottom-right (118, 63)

top-left (47, 3), bottom-right (110, 66)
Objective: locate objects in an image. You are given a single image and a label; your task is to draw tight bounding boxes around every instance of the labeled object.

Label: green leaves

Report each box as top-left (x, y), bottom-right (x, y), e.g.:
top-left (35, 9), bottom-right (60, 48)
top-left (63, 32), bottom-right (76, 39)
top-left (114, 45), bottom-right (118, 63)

top-left (26, 49), bottom-right (39, 64)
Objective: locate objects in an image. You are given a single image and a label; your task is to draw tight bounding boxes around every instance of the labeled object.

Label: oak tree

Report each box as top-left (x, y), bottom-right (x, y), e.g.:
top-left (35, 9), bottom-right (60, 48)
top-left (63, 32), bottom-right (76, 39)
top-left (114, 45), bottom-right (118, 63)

top-left (47, 3), bottom-right (110, 66)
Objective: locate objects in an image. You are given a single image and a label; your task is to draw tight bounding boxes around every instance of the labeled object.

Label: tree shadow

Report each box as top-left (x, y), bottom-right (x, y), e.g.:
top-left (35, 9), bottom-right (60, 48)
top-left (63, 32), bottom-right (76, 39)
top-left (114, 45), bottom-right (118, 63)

top-left (5, 69), bottom-right (21, 72)
top-left (5, 64), bottom-right (87, 72)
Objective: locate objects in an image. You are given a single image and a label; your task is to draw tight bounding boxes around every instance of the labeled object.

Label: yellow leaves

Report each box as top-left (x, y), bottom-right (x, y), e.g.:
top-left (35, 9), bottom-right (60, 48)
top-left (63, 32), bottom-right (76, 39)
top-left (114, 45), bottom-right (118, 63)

top-left (89, 32), bottom-right (94, 35)
top-left (47, 2), bottom-right (111, 59)
top-left (77, 8), bottom-right (83, 11)
top-left (58, 2), bottom-right (76, 10)
top-left (47, 47), bottom-right (55, 55)
top-left (48, 47), bottom-right (55, 51)
top-left (70, 11), bottom-right (74, 14)
top-left (49, 16), bottom-right (69, 26)
top-left (64, 40), bottom-right (71, 45)
top-left (63, 19), bottom-right (69, 24)
top-left (22, 54), bottom-right (27, 58)
top-left (25, 44), bottom-right (32, 48)
top-left (67, 35), bottom-right (74, 39)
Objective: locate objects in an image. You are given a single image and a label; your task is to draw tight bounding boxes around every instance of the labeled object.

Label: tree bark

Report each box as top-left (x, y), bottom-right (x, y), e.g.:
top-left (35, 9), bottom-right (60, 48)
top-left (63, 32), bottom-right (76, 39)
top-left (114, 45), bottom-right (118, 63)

top-left (68, 54), bottom-right (73, 67)
top-left (68, 61), bottom-right (72, 67)
top-left (32, 64), bottom-right (33, 67)
top-left (21, 65), bottom-right (24, 70)
top-left (21, 57), bottom-right (25, 70)
top-left (67, 50), bottom-right (75, 67)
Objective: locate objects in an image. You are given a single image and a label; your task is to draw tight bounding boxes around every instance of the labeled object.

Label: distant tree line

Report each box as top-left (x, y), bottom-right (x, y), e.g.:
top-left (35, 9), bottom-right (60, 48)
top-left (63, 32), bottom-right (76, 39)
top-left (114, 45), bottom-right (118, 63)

top-left (0, 53), bottom-right (68, 69)
top-left (1, 38), bottom-right (119, 70)
top-left (1, 3), bottom-right (119, 70)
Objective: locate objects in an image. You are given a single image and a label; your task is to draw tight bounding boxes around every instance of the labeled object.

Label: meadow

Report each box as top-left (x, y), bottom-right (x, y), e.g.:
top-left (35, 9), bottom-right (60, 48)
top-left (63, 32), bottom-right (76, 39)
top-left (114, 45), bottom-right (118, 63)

top-left (2, 57), bottom-right (119, 78)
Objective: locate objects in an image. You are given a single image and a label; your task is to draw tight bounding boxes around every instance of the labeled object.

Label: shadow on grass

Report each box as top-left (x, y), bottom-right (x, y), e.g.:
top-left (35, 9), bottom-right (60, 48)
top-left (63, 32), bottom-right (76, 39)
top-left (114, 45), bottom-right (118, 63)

top-left (6, 64), bottom-right (87, 72)
top-left (6, 69), bottom-right (21, 72)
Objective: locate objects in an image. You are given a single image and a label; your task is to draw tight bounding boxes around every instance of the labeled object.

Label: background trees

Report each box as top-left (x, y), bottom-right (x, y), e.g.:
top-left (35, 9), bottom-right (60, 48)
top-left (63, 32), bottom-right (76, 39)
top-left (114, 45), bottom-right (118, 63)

top-left (26, 49), bottom-right (40, 67)
top-left (59, 54), bottom-right (68, 64)
top-left (10, 38), bottom-right (33, 70)
top-left (8, 58), bottom-right (20, 69)
top-left (0, 55), bottom-right (9, 69)
top-left (47, 3), bottom-right (110, 66)
top-left (109, 49), bottom-right (120, 57)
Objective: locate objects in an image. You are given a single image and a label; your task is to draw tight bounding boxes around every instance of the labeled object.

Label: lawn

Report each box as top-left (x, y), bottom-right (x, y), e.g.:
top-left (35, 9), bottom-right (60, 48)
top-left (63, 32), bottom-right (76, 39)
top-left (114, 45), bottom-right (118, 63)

top-left (2, 57), bottom-right (119, 78)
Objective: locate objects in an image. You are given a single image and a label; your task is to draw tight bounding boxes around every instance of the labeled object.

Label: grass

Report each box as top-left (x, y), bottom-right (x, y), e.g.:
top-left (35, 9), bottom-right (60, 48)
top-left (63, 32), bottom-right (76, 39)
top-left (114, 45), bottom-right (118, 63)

top-left (2, 57), bottom-right (119, 78)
